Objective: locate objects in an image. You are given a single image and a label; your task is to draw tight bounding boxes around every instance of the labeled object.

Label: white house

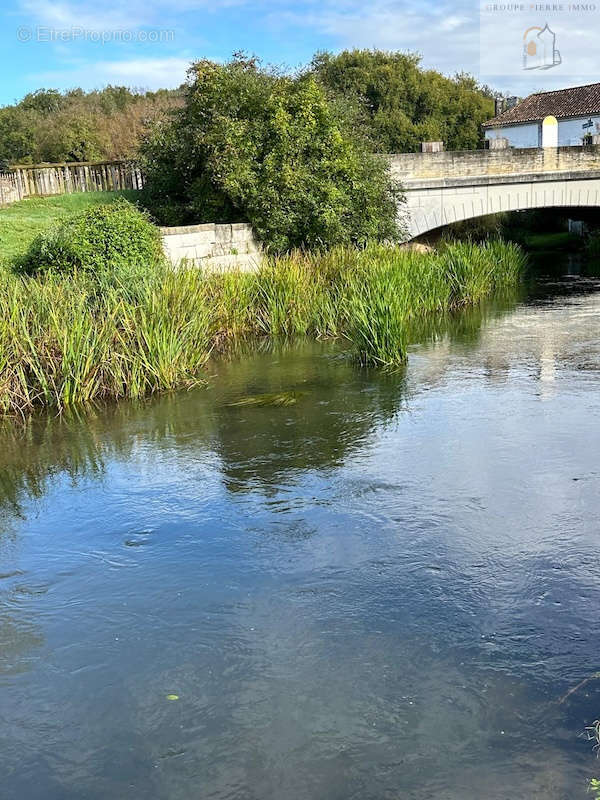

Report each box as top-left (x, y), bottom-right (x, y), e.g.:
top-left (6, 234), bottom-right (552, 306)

top-left (483, 82), bottom-right (600, 149)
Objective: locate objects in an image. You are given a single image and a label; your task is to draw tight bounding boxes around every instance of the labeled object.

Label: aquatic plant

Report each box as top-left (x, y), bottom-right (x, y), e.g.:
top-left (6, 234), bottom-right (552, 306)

top-left (0, 240), bottom-right (526, 414)
top-left (226, 391), bottom-right (305, 407)
top-left (0, 263), bottom-right (213, 413)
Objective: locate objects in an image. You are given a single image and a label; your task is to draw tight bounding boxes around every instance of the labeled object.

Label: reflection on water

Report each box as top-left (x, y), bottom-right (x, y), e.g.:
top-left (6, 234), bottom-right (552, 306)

top-left (0, 276), bottom-right (599, 799)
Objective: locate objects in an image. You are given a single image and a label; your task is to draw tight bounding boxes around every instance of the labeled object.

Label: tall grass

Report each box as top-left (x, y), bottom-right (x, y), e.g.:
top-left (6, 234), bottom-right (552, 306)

top-left (0, 265), bottom-right (213, 414)
top-left (0, 240), bottom-right (526, 414)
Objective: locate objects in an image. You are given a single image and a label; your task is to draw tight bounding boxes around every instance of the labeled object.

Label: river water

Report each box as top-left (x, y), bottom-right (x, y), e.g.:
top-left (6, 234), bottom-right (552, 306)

top-left (1, 267), bottom-right (600, 799)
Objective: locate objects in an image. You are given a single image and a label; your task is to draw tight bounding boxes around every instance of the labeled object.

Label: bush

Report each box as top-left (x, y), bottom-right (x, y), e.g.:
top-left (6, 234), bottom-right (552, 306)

top-left (20, 198), bottom-right (164, 276)
top-left (140, 55), bottom-right (403, 253)
top-left (310, 50), bottom-right (495, 153)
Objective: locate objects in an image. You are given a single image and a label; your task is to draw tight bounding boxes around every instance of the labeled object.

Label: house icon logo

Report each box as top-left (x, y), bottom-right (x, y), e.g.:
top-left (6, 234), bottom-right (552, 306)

top-left (523, 24), bottom-right (562, 70)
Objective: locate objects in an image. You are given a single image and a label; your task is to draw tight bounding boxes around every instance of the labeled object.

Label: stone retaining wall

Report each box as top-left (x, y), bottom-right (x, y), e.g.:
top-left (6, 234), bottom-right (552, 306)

top-left (161, 222), bottom-right (261, 271)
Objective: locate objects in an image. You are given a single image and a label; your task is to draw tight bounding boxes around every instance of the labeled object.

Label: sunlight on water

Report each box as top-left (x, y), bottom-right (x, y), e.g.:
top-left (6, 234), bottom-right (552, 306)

top-left (0, 276), bottom-right (599, 799)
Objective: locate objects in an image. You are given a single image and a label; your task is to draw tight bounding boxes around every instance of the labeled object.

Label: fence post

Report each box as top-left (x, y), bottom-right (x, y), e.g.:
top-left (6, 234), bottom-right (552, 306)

top-left (0, 160), bottom-right (142, 207)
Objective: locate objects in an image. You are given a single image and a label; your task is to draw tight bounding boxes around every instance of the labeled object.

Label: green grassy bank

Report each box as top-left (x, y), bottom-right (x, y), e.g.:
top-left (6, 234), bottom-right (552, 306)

top-left (0, 191), bottom-right (139, 264)
top-left (0, 235), bottom-right (525, 415)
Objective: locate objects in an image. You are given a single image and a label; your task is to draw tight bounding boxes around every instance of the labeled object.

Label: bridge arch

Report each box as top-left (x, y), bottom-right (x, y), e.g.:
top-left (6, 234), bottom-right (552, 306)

top-left (402, 174), bottom-right (600, 240)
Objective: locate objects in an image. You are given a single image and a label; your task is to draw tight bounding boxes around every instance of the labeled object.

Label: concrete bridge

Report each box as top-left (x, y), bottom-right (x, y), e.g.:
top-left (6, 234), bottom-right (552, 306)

top-left (390, 146), bottom-right (600, 240)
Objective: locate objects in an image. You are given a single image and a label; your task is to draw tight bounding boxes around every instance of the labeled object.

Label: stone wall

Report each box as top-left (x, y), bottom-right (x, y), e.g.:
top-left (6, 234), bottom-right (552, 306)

top-left (161, 222), bottom-right (262, 271)
top-left (389, 145), bottom-right (600, 182)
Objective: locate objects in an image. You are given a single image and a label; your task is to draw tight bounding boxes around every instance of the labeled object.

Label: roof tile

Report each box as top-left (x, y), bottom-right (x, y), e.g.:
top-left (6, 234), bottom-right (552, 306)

top-left (483, 82), bottom-right (600, 127)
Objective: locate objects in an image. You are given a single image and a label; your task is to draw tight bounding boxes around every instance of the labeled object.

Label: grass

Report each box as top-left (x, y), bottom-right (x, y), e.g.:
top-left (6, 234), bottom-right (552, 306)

top-left (0, 266), bottom-right (213, 413)
top-left (0, 191), bottom-right (141, 263)
top-left (0, 240), bottom-right (526, 415)
top-left (0, 194), bottom-right (527, 415)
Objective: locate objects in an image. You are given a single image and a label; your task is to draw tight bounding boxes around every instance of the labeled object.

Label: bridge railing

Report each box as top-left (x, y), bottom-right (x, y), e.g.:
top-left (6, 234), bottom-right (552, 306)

top-left (389, 145), bottom-right (600, 182)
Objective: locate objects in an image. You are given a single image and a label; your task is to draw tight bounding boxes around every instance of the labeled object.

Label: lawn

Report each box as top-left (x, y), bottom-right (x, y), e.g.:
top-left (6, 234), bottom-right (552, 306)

top-left (0, 190), bottom-right (141, 264)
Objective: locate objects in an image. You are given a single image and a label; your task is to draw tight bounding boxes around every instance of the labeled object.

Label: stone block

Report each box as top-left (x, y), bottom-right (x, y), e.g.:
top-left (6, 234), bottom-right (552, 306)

top-left (214, 224), bottom-right (233, 244)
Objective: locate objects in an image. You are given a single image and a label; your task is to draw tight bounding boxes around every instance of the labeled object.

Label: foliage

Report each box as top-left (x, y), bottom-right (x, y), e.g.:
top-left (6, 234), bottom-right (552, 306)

top-left (443, 213), bottom-right (508, 242)
top-left (0, 191), bottom-right (140, 264)
top-left (311, 50), bottom-right (495, 153)
top-left (0, 86), bottom-right (183, 164)
top-left (0, 263), bottom-right (212, 412)
top-left (0, 235), bottom-right (526, 413)
top-left (19, 198), bottom-right (163, 277)
top-left (140, 55), bottom-right (402, 252)
top-left (341, 240), bottom-right (525, 366)
top-left (590, 778), bottom-right (600, 799)
top-left (0, 50), bottom-right (495, 167)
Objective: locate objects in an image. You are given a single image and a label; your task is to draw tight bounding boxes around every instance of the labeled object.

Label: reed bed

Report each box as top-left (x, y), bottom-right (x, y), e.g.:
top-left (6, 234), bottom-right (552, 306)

top-left (0, 240), bottom-right (526, 414)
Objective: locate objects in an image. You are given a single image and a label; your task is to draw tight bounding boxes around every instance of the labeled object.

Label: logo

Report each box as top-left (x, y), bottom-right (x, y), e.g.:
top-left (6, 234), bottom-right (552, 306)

top-left (523, 24), bottom-right (562, 70)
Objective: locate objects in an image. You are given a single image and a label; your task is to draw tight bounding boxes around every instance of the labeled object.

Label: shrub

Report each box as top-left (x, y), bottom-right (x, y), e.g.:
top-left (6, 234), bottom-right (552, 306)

top-left (20, 199), bottom-right (163, 276)
top-left (140, 54), bottom-right (403, 253)
top-left (310, 50), bottom-right (495, 153)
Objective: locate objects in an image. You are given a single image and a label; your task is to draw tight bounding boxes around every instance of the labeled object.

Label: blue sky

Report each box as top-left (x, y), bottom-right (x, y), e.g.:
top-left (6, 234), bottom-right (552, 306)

top-left (0, 0), bottom-right (593, 106)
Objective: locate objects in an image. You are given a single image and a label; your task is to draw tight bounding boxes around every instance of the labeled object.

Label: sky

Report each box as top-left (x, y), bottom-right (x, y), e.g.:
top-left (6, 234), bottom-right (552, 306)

top-left (0, 0), bottom-right (597, 106)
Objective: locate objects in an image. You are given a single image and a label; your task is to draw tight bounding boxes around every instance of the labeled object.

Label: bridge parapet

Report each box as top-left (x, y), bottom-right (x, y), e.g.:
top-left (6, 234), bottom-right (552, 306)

top-left (389, 145), bottom-right (600, 182)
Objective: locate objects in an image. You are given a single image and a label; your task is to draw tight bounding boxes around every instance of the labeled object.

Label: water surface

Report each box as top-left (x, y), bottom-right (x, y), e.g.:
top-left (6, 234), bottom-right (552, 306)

top-left (1, 272), bottom-right (600, 799)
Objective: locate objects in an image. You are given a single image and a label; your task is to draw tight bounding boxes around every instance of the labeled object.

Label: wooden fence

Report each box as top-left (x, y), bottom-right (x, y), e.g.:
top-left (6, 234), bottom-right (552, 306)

top-left (0, 161), bottom-right (144, 207)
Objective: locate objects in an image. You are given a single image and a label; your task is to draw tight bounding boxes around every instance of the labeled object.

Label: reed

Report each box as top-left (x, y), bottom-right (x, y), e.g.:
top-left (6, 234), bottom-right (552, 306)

top-left (0, 265), bottom-right (213, 414)
top-left (0, 240), bottom-right (526, 414)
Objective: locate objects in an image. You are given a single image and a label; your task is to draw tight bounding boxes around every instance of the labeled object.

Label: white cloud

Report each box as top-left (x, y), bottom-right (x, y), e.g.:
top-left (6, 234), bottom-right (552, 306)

top-left (30, 56), bottom-right (191, 90)
top-left (21, 0), bottom-right (145, 30)
top-left (266, 0), bottom-right (480, 76)
top-left (17, 0), bottom-right (598, 97)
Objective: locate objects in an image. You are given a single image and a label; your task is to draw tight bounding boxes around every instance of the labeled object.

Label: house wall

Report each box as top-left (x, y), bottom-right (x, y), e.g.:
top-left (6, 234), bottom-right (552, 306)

top-left (558, 115), bottom-right (600, 145)
top-left (485, 123), bottom-right (540, 148)
top-left (485, 116), bottom-right (600, 148)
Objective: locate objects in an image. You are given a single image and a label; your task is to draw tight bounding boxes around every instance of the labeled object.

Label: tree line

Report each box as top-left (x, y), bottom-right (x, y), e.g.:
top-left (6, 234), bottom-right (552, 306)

top-left (0, 51), bottom-right (497, 252)
top-left (0, 50), bottom-right (495, 167)
top-left (0, 86), bottom-right (182, 166)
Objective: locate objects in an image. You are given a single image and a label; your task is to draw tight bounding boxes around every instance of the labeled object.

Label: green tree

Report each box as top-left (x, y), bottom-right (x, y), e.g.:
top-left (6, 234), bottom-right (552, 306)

top-left (0, 86), bottom-right (183, 165)
top-left (311, 50), bottom-right (495, 152)
top-left (19, 89), bottom-right (65, 115)
top-left (0, 107), bottom-right (38, 164)
top-left (140, 55), bottom-right (402, 252)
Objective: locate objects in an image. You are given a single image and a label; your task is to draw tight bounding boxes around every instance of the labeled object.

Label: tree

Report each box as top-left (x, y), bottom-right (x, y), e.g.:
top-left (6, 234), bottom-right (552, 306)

top-left (0, 86), bottom-right (183, 165)
top-left (0, 107), bottom-right (38, 164)
top-left (311, 50), bottom-right (495, 153)
top-left (19, 89), bottom-right (65, 115)
top-left (140, 55), bottom-right (402, 252)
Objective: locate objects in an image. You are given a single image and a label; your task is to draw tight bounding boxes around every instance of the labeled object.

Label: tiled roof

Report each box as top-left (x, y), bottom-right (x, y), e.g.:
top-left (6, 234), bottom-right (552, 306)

top-left (482, 82), bottom-right (600, 127)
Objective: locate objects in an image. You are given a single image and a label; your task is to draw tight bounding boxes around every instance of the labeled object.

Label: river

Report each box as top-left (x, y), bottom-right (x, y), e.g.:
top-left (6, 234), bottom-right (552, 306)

top-left (1, 264), bottom-right (600, 799)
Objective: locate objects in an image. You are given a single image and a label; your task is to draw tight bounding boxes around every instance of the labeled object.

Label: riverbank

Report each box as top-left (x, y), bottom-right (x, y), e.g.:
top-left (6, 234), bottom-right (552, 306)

top-left (0, 240), bottom-right (525, 415)
top-left (0, 191), bottom-right (140, 264)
